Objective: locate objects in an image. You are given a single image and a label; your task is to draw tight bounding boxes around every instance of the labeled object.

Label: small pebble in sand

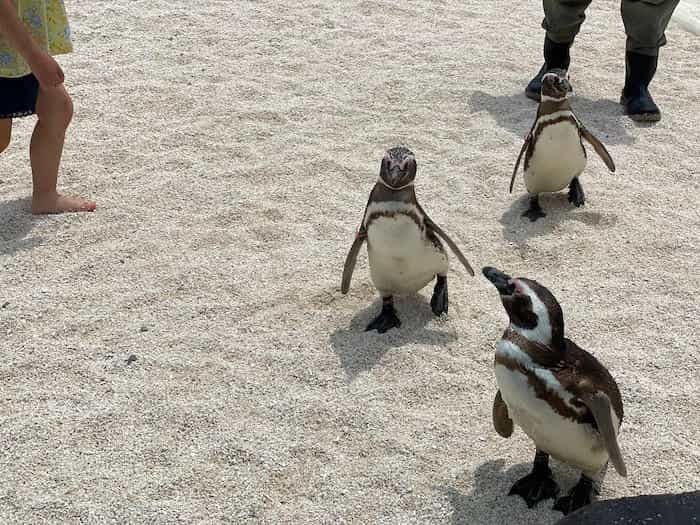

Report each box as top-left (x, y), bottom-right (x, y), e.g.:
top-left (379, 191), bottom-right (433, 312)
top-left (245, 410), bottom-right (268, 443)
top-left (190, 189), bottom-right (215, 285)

top-left (139, 325), bottom-right (149, 332)
top-left (126, 354), bottom-right (138, 365)
top-left (1, 301), bottom-right (9, 309)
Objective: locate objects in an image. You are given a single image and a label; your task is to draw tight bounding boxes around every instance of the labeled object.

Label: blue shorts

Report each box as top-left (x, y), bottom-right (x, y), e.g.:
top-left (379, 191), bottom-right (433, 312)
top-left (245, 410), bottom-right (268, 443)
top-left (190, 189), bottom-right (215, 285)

top-left (0, 74), bottom-right (39, 119)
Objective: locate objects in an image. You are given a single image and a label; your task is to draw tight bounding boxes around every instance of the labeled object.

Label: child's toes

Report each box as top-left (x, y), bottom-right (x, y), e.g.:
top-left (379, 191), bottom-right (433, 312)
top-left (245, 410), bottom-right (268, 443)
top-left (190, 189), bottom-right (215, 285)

top-left (32, 193), bottom-right (96, 214)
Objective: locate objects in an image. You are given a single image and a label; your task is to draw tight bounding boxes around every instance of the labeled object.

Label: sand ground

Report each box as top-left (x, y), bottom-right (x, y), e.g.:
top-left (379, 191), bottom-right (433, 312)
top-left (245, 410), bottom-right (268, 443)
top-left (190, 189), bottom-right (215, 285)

top-left (1, 1), bottom-right (698, 523)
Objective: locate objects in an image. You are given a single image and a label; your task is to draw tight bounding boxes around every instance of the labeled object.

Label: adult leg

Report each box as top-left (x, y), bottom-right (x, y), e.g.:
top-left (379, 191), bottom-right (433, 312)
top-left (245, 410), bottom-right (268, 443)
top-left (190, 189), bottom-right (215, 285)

top-left (526, 0), bottom-right (592, 101)
top-left (31, 84), bottom-right (95, 214)
top-left (620, 0), bottom-right (681, 121)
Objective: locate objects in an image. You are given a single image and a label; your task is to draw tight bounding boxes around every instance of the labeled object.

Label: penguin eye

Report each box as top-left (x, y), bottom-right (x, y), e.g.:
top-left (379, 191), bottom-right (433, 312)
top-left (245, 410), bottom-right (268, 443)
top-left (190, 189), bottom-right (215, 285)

top-left (519, 310), bottom-right (539, 327)
top-left (514, 293), bottom-right (532, 310)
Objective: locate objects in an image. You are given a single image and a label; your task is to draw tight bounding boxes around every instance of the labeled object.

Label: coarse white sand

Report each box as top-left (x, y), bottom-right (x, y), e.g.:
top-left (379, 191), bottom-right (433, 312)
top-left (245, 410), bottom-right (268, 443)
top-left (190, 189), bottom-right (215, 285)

top-left (0, 1), bottom-right (698, 523)
top-left (674, 0), bottom-right (700, 35)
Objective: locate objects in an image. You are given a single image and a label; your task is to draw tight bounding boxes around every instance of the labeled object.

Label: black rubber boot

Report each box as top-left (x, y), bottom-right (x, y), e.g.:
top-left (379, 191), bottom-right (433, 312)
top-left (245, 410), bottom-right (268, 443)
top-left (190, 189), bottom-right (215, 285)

top-left (525, 37), bottom-right (571, 102)
top-left (620, 51), bottom-right (661, 122)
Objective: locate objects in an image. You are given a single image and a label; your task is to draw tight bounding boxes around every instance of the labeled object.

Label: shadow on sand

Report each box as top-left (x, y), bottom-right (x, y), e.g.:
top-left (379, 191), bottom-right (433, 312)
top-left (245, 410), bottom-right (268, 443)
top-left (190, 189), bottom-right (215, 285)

top-left (329, 294), bottom-right (457, 381)
top-left (499, 193), bottom-right (619, 252)
top-left (0, 197), bottom-right (42, 255)
top-left (469, 90), bottom-right (635, 147)
top-left (439, 459), bottom-right (577, 525)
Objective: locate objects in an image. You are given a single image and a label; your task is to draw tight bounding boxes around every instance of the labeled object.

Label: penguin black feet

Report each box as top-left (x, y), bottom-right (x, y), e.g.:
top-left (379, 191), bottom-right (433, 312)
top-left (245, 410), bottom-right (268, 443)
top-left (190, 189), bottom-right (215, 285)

top-left (568, 177), bottom-right (585, 207)
top-left (509, 451), bottom-right (559, 508)
top-left (552, 474), bottom-right (595, 515)
top-left (509, 471), bottom-right (559, 508)
top-left (522, 196), bottom-right (546, 222)
top-left (366, 296), bottom-right (401, 333)
top-left (430, 275), bottom-right (448, 316)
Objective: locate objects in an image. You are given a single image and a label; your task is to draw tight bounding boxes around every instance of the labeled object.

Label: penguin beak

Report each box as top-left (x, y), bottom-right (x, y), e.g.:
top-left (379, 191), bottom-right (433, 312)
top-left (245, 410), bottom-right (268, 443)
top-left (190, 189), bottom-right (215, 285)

top-left (542, 74), bottom-right (556, 88)
top-left (388, 165), bottom-right (403, 186)
top-left (386, 159), bottom-right (416, 187)
top-left (482, 267), bottom-right (515, 296)
top-left (541, 71), bottom-right (571, 98)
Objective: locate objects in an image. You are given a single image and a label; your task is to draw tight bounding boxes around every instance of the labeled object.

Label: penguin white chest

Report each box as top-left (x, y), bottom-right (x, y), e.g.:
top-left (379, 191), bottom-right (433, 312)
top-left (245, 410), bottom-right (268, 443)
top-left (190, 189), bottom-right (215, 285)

top-left (367, 214), bottom-right (423, 256)
top-left (525, 121), bottom-right (587, 194)
top-left (494, 342), bottom-right (608, 474)
top-left (366, 215), bottom-right (447, 295)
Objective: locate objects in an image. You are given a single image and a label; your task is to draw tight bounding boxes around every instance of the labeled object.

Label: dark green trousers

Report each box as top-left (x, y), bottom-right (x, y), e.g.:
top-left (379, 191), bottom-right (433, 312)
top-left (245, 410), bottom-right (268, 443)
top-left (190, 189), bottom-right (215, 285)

top-left (542, 0), bottom-right (681, 56)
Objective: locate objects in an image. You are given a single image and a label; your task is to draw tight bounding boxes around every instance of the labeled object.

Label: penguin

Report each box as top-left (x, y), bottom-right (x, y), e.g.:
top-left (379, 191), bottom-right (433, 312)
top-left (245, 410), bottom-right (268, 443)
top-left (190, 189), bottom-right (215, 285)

top-left (510, 69), bottom-right (616, 221)
top-left (482, 266), bottom-right (627, 515)
top-left (341, 146), bottom-right (474, 333)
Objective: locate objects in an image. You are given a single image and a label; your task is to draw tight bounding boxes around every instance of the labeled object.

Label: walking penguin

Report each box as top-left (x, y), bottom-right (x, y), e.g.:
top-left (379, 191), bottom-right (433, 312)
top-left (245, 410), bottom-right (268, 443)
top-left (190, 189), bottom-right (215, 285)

top-left (341, 147), bottom-right (474, 333)
top-left (510, 69), bottom-right (616, 221)
top-left (482, 266), bottom-right (627, 515)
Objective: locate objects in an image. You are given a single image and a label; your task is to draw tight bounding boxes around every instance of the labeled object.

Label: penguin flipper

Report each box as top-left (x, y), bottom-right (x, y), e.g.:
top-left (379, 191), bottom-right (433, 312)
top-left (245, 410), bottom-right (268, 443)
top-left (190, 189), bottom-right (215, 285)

top-left (425, 218), bottom-right (474, 277)
top-left (510, 133), bottom-right (531, 194)
top-left (493, 390), bottom-right (513, 438)
top-left (580, 391), bottom-right (627, 477)
top-left (580, 127), bottom-right (616, 172)
top-left (341, 231), bottom-right (366, 294)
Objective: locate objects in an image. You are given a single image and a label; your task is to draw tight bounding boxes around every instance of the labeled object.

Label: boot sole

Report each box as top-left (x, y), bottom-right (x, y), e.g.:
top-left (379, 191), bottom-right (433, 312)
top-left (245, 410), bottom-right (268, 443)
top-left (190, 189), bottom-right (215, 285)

top-left (627, 112), bottom-right (661, 122)
top-left (620, 95), bottom-right (661, 122)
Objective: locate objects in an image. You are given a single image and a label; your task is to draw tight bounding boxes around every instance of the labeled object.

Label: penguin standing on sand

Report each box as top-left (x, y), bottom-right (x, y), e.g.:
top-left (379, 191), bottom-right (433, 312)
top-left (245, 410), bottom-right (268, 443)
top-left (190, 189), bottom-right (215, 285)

top-left (341, 147), bottom-right (474, 333)
top-left (482, 266), bottom-right (627, 515)
top-left (510, 69), bottom-right (616, 221)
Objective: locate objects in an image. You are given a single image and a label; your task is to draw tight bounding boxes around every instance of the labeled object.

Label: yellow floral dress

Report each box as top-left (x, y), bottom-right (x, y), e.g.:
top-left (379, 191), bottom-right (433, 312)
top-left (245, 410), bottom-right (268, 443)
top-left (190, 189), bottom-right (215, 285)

top-left (0, 0), bottom-right (72, 78)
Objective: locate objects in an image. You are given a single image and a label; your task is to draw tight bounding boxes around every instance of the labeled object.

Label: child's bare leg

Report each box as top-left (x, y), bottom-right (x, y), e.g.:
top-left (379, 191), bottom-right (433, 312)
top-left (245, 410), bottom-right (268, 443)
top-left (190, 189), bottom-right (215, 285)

top-left (30, 84), bottom-right (95, 214)
top-left (0, 119), bottom-right (11, 154)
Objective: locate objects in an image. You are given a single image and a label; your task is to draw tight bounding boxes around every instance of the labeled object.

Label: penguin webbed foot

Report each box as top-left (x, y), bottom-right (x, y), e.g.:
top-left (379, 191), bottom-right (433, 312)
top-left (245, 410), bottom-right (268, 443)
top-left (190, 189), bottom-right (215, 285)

top-left (522, 196), bottom-right (546, 222)
top-left (552, 475), bottom-right (594, 515)
top-left (509, 452), bottom-right (559, 508)
top-left (430, 275), bottom-right (448, 316)
top-left (568, 178), bottom-right (586, 207)
top-left (366, 298), bottom-right (401, 333)
top-left (509, 469), bottom-right (559, 508)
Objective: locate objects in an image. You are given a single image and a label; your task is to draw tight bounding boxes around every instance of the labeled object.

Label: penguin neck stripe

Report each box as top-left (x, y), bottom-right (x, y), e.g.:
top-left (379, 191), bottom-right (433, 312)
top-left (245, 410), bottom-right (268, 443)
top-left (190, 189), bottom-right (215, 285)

top-left (503, 329), bottom-right (561, 367)
top-left (377, 178), bottom-right (414, 191)
top-left (537, 110), bottom-right (574, 124)
top-left (541, 94), bottom-right (568, 103)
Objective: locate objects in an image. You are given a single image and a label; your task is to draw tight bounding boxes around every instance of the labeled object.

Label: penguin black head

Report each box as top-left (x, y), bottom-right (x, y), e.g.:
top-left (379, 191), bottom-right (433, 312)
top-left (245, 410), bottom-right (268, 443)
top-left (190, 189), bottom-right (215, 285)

top-left (379, 146), bottom-right (417, 190)
top-left (482, 267), bottom-right (565, 348)
top-left (541, 69), bottom-right (572, 101)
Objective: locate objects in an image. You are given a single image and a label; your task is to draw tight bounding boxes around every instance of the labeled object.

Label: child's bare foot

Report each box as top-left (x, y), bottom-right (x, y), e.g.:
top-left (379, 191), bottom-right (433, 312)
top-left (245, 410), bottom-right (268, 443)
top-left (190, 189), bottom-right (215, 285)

top-left (31, 192), bottom-right (96, 214)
